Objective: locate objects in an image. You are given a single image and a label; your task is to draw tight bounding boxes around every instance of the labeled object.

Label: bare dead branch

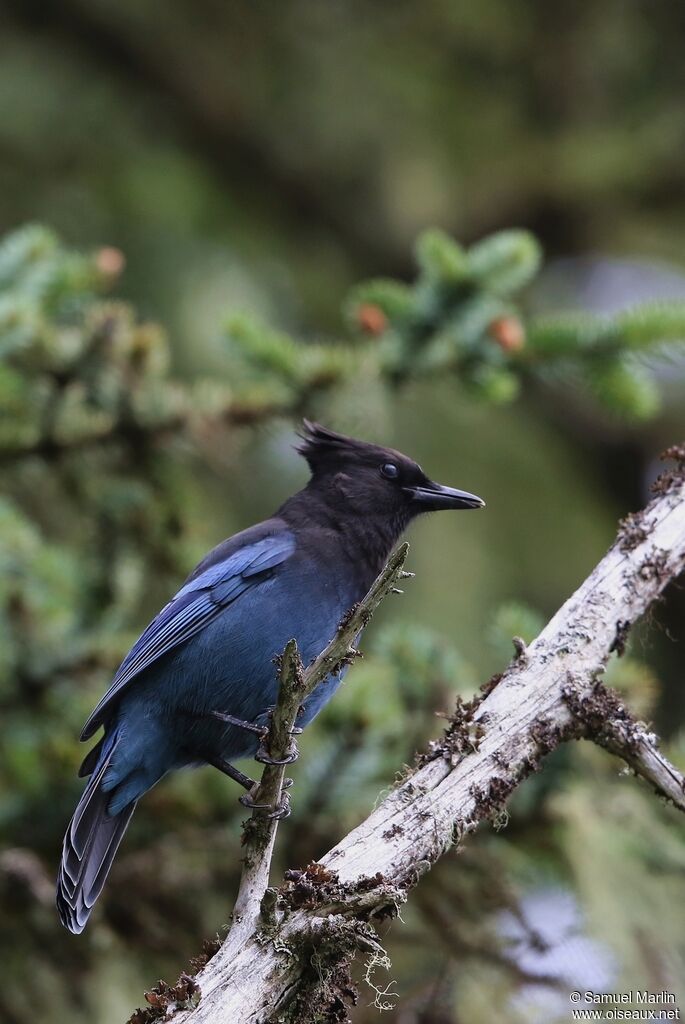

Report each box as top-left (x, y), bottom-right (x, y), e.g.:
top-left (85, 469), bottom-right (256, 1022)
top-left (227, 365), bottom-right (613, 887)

top-left (144, 470), bottom-right (685, 1024)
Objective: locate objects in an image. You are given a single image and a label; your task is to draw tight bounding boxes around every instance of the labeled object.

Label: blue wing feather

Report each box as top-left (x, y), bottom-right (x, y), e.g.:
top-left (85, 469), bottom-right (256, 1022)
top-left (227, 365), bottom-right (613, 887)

top-left (80, 529), bottom-right (296, 740)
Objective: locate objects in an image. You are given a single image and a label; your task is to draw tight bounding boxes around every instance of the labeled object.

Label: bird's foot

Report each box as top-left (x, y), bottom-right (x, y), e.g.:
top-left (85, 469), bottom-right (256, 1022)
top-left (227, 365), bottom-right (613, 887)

top-left (253, 705), bottom-right (302, 763)
top-left (255, 740), bottom-right (299, 766)
top-left (269, 792), bottom-right (292, 820)
top-left (239, 789), bottom-right (291, 820)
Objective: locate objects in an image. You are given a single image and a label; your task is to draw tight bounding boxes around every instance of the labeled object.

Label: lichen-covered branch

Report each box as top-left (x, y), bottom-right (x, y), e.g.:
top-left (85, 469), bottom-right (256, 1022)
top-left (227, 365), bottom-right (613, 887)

top-left (144, 457), bottom-right (685, 1024)
top-left (560, 675), bottom-right (685, 812)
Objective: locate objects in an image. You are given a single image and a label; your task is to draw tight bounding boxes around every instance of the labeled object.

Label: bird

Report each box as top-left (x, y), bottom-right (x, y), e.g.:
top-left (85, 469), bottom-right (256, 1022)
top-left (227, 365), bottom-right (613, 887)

top-left (57, 420), bottom-right (484, 933)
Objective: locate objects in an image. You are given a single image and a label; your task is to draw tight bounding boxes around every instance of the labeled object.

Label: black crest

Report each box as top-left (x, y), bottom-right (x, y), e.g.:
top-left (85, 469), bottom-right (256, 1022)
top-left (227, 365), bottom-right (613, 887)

top-left (296, 420), bottom-right (396, 472)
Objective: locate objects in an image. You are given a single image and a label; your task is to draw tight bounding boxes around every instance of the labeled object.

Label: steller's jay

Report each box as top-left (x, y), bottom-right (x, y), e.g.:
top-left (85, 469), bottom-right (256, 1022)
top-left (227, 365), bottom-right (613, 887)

top-left (57, 421), bottom-right (484, 932)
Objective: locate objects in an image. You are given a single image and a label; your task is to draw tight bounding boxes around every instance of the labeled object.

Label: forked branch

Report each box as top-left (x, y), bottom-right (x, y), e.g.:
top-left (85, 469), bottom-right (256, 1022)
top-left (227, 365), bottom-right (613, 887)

top-left (228, 543), bottom-right (412, 947)
top-left (143, 455), bottom-right (685, 1024)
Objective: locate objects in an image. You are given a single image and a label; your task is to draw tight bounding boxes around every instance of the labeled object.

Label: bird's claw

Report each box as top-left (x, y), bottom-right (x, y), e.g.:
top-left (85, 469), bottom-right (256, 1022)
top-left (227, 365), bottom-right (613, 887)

top-left (267, 792), bottom-right (291, 820)
top-left (239, 793), bottom-right (271, 811)
top-left (239, 790), bottom-right (291, 820)
top-left (255, 741), bottom-right (299, 766)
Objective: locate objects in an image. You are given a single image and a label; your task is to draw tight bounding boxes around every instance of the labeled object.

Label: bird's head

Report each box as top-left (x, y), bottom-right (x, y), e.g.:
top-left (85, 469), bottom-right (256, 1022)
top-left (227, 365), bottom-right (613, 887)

top-left (296, 420), bottom-right (485, 524)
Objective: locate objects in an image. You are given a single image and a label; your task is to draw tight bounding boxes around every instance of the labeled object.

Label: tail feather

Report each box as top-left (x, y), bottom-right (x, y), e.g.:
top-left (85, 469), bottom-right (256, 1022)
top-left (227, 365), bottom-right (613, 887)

top-left (57, 733), bottom-right (136, 934)
top-left (69, 749), bottom-right (112, 855)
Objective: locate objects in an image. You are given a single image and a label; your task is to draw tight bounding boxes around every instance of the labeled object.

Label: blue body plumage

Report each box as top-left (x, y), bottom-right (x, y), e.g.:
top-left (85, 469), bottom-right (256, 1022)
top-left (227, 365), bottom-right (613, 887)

top-left (57, 421), bottom-right (484, 932)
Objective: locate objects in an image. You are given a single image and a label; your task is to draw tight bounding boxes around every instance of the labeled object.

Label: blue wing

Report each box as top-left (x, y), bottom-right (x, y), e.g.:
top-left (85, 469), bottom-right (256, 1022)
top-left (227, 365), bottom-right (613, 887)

top-left (80, 528), bottom-right (296, 740)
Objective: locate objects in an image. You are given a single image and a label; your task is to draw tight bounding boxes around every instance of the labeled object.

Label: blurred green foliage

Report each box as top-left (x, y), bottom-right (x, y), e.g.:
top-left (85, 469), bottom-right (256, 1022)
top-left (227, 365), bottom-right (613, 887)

top-left (3, 221), bottom-right (680, 470)
top-left (0, 225), bottom-right (684, 1023)
top-left (231, 223), bottom-right (685, 416)
top-left (2, 4), bottom-right (685, 1021)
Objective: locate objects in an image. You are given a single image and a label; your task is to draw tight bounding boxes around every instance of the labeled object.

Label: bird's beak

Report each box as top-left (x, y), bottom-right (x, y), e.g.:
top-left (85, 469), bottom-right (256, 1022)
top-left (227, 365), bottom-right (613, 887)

top-left (404, 481), bottom-right (486, 511)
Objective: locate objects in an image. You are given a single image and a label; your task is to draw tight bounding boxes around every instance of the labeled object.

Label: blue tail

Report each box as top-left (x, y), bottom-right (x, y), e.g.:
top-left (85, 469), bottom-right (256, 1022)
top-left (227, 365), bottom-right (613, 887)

top-left (56, 732), bottom-right (136, 934)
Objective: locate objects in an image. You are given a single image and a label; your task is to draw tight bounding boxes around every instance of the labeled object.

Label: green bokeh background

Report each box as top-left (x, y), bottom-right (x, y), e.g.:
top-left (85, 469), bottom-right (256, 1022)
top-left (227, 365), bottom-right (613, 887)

top-left (1, 3), bottom-right (685, 1023)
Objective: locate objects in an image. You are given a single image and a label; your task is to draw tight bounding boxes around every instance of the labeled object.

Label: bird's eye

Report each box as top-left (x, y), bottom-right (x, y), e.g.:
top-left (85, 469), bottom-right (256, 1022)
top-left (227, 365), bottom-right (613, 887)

top-left (380, 462), bottom-right (399, 480)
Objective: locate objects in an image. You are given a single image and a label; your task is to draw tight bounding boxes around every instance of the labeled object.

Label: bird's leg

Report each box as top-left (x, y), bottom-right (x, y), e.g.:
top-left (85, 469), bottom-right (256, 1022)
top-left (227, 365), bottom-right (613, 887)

top-left (211, 709), bottom-right (297, 764)
top-left (207, 757), bottom-right (258, 791)
top-left (208, 757), bottom-right (294, 811)
top-left (210, 710), bottom-right (268, 737)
